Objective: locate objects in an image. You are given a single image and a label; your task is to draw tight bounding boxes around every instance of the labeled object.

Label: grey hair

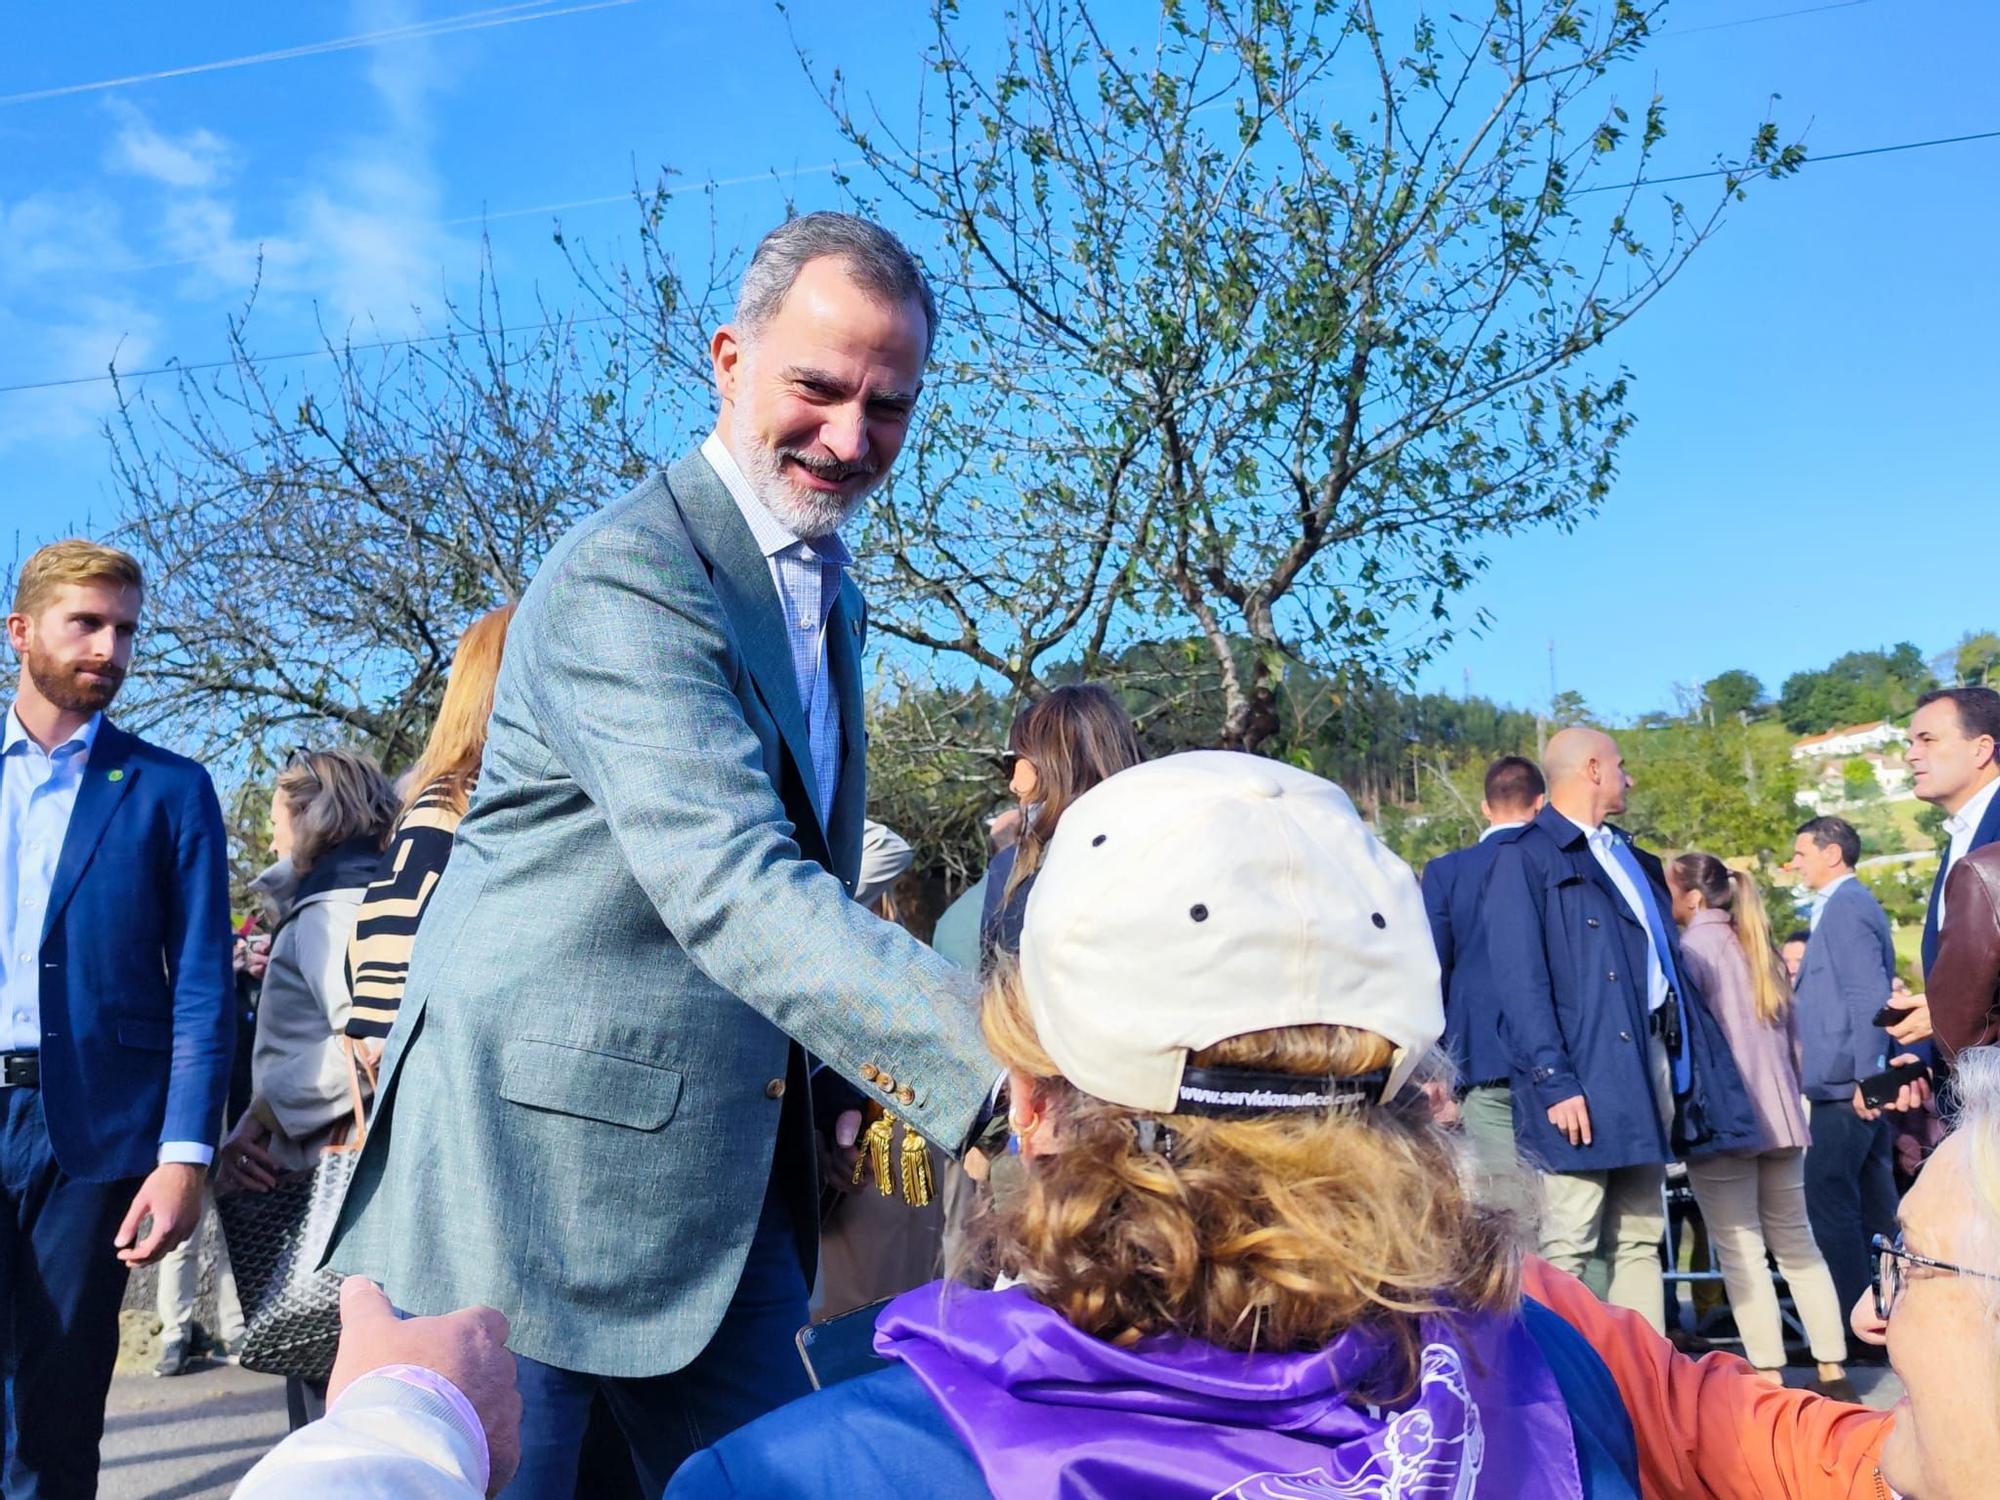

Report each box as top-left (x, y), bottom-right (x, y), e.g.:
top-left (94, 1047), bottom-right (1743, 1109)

top-left (1945, 1046), bottom-right (2000, 1317)
top-left (734, 212), bottom-right (938, 357)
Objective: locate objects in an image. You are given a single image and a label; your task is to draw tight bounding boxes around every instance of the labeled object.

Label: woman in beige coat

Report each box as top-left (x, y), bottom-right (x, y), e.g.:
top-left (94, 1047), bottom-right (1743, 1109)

top-left (217, 749), bottom-right (398, 1188)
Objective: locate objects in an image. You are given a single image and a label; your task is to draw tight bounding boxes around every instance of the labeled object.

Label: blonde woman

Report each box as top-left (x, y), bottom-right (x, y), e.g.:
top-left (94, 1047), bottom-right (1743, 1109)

top-left (217, 748), bottom-right (398, 1194)
top-left (345, 604), bottom-right (514, 1047)
top-left (1666, 852), bottom-right (1852, 1396)
top-left (666, 754), bottom-right (1641, 1499)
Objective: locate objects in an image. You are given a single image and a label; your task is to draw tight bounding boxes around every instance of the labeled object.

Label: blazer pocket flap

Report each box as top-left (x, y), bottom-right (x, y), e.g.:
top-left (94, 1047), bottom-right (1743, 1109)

top-left (117, 1019), bottom-right (173, 1051)
top-left (498, 1038), bottom-right (683, 1131)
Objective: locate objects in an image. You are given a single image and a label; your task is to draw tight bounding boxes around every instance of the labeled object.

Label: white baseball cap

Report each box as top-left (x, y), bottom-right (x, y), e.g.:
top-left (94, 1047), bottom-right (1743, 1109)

top-left (1017, 751), bottom-right (1442, 1114)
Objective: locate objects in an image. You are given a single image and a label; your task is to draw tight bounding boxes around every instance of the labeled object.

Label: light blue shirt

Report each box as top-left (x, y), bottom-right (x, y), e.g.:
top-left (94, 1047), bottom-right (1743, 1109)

top-left (702, 434), bottom-right (849, 826)
top-left (1808, 872), bottom-right (1855, 932)
top-left (1, 707), bottom-right (100, 1052)
top-left (1, 705), bottom-right (211, 1165)
top-left (1557, 812), bottom-right (1669, 1013)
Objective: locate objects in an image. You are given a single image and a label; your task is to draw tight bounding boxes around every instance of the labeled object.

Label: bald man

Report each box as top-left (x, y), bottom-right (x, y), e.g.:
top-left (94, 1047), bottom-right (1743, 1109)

top-left (1482, 728), bottom-right (1758, 1328)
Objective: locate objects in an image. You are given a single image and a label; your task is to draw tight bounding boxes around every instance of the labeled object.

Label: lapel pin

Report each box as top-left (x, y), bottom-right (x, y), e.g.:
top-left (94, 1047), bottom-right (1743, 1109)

top-left (108, 769), bottom-right (124, 782)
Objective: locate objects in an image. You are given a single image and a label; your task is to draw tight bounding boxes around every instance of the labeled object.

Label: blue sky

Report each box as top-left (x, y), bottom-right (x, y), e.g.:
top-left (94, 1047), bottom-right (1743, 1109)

top-left (1, 0), bottom-right (1994, 723)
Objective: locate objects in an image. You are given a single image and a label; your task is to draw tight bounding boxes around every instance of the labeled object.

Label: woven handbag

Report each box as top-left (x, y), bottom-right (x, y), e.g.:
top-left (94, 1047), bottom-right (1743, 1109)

top-left (217, 1040), bottom-right (375, 1382)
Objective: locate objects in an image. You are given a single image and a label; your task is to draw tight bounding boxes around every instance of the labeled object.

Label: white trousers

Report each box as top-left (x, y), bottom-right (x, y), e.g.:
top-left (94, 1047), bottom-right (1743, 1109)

top-left (1684, 1146), bottom-right (1849, 1367)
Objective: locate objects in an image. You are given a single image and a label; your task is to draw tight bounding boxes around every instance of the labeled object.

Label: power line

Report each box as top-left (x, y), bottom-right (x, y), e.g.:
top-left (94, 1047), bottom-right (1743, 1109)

top-left (0, 0), bottom-right (645, 108)
top-left (0, 313), bottom-right (623, 397)
top-left (1661, 0), bottom-right (1877, 39)
top-left (1, 126), bottom-right (1992, 397)
top-left (1572, 127), bottom-right (2000, 194)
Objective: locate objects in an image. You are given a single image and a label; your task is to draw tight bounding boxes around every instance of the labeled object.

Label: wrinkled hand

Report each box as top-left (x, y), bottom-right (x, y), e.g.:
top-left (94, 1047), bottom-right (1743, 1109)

top-left (1886, 991), bottom-right (1934, 1047)
top-left (1886, 1052), bottom-right (1933, 1114)
top-left (328, 1278), bottom-right (521, 1497)
top-left (114, 1163), bottom-right (205, 1267)
top-left (215, 1112), bottom-right (281, 1196)
top-left (1547, 1094), bottom-right (1592, 1148)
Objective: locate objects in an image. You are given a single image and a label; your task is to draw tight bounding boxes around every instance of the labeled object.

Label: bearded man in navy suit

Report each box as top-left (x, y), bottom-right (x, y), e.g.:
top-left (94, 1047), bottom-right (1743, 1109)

top-left (0, 540), bottom-right (233, 1496)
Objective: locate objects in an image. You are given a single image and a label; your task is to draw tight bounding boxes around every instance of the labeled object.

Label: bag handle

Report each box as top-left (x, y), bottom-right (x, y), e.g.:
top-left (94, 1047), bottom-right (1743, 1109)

top-left (324, 1036), bottom-right (378, 1156)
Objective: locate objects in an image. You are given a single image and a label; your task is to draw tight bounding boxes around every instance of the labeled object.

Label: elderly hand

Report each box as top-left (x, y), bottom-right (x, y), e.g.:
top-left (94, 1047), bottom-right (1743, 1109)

top-left (328, 1278), bottom-right (522, 1497)
top-left (215, 1112), bottom-right (281, 1195)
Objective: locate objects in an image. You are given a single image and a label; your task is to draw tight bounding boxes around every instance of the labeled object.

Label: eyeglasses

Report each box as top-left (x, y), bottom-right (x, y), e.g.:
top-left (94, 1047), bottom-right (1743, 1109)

top-left (999, 751), bottom-right (1022, 777)
top-left (1871, 1232), bottom-right (2000, 1320)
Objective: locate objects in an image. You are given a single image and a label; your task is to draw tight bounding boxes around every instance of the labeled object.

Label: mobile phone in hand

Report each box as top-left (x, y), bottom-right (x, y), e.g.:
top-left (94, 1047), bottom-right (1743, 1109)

top-left (1859, 1058), bottom-right (1929, 1110)
top-left (1871, 1002), bottom-right (1905, 1028)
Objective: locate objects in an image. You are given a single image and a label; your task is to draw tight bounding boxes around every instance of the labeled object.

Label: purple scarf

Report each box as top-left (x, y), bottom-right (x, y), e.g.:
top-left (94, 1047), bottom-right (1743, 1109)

top-left (876, 1282), bottom-right (1581, 1500)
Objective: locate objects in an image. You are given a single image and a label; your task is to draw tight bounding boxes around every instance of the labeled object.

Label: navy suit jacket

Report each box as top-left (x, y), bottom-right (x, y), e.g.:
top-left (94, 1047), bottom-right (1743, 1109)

top-left (26, 719), bottom-right (234, 1182)
top-left (1484, 805), bottom-right (1760, 1173)
top-left (1796, 878), bottom-right (1896, 1102)
top-left (1420, 827), bottom-right (1528, 1089)
top-left (1925, 783), bottom-right (2000, 976)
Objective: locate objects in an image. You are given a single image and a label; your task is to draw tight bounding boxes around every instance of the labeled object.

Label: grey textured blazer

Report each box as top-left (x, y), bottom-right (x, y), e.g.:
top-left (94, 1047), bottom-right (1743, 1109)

top-left (326, 450), bottom-right (991, 1376)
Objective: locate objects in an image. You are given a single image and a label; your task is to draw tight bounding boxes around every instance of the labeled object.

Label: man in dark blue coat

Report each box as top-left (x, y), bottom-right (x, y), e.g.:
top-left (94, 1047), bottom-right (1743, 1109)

top-left (1421, 754), bottom-right (1545, 1216)
top-left (1787, 815), bottom-right (1900, 1328)
top-left (1, 540), bottom-right (234, 1495)
top-left (1484, 728), bottom-right (1759, 1331)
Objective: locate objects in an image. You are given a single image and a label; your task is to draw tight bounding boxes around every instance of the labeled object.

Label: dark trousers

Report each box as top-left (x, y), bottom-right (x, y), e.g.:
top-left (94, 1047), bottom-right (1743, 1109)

top-left (1804, 1100), bottom-right (1898, 1336)
top-left (500, 1185), bottom-right (812, 1498)
top-left (0, 1086), bottom-right (142, 1499)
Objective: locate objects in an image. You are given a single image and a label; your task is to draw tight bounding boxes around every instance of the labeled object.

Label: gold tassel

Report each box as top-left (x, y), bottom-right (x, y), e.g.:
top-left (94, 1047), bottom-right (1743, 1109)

top-left (899, 1120), bottom-right (935, 1207)
top-left (862, 1111), bottom-right (896, 1196)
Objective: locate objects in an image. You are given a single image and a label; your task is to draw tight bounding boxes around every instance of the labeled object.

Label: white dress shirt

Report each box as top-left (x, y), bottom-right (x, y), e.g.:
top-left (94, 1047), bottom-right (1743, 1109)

top-left (1939, 775), bottom-right (2000, 926)
top-left (1479, 819), bottom-right (1530, 843)
top-left (1557, 812), bottom-right (1669, 1012)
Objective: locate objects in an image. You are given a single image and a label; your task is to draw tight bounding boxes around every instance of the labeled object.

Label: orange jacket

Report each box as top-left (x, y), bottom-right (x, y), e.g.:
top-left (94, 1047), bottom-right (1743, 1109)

top-left (1522, 1258), bottom-right (1894, 1499)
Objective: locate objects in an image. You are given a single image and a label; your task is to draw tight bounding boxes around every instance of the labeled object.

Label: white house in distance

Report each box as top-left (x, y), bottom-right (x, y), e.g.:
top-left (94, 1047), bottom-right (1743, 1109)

top-left (1790, 720), bottom-right (1909, 761)
top-left (1791, 720), bottom-right (1914, 810)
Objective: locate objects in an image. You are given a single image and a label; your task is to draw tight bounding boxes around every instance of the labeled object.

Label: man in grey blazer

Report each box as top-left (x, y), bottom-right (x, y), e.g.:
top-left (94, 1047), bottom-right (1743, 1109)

top-left (327, 213), bottom-right (993, 1495)
top-left (1788, 815), bottom-right (1899, 1337)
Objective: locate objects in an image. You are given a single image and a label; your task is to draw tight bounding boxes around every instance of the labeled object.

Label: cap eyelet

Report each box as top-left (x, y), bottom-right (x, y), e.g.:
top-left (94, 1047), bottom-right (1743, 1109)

top-left (1370, 912), bottom-right (1387, 929)
top-left (1190, 904), bottom-right (1209, 922)
top-left (1091, 834), bottom-right (1107, 847)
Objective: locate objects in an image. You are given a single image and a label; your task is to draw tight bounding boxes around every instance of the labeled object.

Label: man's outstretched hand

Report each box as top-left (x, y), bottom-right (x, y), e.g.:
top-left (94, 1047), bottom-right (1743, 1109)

top-left (328, 1277), bottom-right (522, 1497)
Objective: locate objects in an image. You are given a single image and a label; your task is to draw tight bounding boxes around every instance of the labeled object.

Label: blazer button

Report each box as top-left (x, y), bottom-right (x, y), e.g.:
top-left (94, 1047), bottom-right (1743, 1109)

top-left (764, 1078), bottom-right (786, 1100)
top-left (1606, 971), bottom-right (1618, 983)
top-left (876, 1073), bottom-right (897, 1094)
top-left (1619, 1031), bottom-right (1633, 1043)
top-left (897, 1085), bottom-right (916, 1106)
top-left (1586, 917), bottom-right (1601, 929)
top-left (860, 1063), bottom-right (880, 1083)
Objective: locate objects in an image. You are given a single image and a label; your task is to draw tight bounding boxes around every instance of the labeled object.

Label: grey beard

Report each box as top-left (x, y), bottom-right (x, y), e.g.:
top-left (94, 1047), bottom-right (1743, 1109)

top-left (728, 404), bottom-right (877, 540)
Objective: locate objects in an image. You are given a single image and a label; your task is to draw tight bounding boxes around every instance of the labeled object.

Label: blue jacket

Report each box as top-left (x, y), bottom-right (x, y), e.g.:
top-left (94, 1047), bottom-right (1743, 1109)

top-left (1925, 785), bottom-right (2000, 975)
top-left (1484, 805), bottom-right (1761, 1173)
top-left (1796, 878), bottom-right (1896, 1102)
top-left (28, 720), bottom-right (234, 1182)
top-left (1421, 827), bottom-right (1529, 1088)
top-left (665, 1299), bottom-right (1639, 1500)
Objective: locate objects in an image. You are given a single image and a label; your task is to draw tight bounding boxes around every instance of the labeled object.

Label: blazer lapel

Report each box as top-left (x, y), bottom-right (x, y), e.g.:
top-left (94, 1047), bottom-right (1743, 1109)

top-left (1541, 807), bottom-right (1651, 976)
top-left (42, 721), bottom-right (136, 943)
top-left (664, 451), bottom-right (822, 827)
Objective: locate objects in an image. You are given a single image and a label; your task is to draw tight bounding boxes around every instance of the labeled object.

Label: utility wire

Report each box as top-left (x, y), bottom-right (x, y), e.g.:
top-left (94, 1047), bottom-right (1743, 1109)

top-left (1661, 0), bottom-right (1877, 39)
top-left (1572, 127), bottom-right (2000, 194)
top-left (0, 0), bottom-right (645, 108)
top-left (1, 127), bottom-right (1992, 397)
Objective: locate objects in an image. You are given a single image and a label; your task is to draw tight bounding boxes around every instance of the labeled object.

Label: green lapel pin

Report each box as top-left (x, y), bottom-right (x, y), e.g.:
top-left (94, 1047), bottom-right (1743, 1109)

top-left (108, 769), bottom-right (124, 782)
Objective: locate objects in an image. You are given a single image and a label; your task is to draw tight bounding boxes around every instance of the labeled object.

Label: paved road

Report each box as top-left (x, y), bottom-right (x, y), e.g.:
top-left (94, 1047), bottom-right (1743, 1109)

top-left (100, 1362), bottom-right (288, 1500)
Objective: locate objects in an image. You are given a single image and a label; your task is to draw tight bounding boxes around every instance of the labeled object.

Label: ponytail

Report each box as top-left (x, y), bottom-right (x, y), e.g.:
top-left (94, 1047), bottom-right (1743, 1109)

top-left (1727, 868), bottom-right (1793, 1025)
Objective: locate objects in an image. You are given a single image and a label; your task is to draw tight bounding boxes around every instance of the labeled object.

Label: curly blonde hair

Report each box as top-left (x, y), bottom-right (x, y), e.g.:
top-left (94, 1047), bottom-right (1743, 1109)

top-left (975, 967), bottom-right (1518, 1395)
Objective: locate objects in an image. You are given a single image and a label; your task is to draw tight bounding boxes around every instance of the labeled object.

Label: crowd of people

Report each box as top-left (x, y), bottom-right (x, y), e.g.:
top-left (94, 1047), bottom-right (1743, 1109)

top-left (2, 210), bottom-right (2000, 1500)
